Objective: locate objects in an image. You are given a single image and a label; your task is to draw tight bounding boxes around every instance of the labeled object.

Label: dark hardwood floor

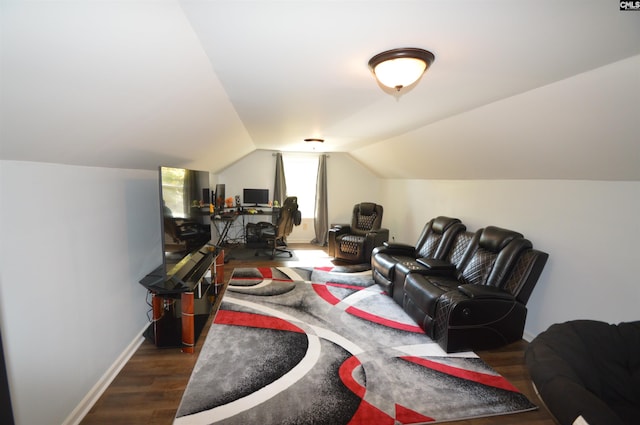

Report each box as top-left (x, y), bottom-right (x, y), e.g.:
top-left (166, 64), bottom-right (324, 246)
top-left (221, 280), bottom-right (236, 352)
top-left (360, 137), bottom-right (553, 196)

top-left (81, 244), bottom-right (556, 425)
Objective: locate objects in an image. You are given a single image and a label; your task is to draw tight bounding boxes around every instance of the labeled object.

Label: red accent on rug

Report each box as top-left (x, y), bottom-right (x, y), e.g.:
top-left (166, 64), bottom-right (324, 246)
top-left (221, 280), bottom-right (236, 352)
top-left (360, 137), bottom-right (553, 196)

top-left (257, 267), bottom-right (273, 278)
top-left (339, 356), bottom-right (366, 398)
top-left (401, 356), bottom-right (519, 392)
top-left (326, 282), bottom-right (369, 290)
top-left (395, 404), bottom-right (435, 424)
top-left (312, 283), bottom-right (341, 305)
top-left (347, 399), bottom-right (395, 425)
top-left (314, 266), bottom-right (334, 272)
top-left (214, 309), bottom-right (304, 334)
top-left (345, 306), bottom-right (425, 334)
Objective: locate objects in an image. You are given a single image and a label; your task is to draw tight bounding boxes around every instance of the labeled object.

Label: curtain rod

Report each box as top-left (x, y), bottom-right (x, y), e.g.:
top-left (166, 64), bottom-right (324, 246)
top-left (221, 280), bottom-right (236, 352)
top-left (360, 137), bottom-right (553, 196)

top-left (272, 152), bottom-right (330, 157)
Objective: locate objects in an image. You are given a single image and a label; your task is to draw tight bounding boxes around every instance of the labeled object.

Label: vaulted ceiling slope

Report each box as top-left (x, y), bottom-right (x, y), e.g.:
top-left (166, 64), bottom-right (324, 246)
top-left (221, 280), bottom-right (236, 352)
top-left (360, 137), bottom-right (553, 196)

top-left (1, 1), bottom-right (639, 180)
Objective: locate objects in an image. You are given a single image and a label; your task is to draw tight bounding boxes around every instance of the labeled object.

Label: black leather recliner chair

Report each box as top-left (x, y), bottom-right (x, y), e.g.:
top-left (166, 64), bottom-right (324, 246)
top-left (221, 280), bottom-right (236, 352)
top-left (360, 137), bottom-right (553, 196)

top-left (371, 216), bottom-right (465, 298)
top-left (328, 202), bottom-right (389, 264)
top-left (401, 226), bottom-right (548, 352)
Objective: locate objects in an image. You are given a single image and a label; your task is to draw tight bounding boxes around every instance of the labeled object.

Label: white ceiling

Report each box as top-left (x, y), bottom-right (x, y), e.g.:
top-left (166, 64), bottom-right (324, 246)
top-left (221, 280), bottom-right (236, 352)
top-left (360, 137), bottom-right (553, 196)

top-left (1, 0), bottom-right (639, 179)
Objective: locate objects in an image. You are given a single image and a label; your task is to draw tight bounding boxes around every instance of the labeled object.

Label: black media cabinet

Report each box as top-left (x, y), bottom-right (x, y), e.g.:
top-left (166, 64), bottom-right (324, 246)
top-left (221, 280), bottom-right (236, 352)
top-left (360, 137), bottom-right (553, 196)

top-left (139, 245), bottom-right (225, 353)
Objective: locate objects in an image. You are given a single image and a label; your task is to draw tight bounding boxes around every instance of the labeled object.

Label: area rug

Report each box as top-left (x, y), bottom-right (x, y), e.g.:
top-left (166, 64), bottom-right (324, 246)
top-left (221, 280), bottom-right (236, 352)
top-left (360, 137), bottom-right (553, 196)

top-left (174, 266), bottom-right (536, 425)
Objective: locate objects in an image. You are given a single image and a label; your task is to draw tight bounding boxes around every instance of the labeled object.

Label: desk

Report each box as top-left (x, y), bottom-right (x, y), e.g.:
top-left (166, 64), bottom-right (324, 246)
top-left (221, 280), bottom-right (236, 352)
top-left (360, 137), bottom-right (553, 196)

top-left (212, 209), bottom-right (280, 246)
top-left (212, 216), bottom-right (237, 246)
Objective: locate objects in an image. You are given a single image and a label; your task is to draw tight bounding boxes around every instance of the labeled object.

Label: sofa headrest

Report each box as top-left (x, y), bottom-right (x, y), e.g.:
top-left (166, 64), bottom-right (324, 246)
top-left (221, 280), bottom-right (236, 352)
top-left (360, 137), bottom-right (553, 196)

top-left (358, 202), bottom-right (378, 216)
top-left (479, 226), bottom-right (524, 252)
top-left (432, 216), bottom-right (462, 233)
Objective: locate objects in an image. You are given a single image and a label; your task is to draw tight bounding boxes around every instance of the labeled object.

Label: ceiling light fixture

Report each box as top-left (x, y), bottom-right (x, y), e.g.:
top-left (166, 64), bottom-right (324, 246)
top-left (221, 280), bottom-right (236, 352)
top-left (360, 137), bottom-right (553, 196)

top-left (368, 47), bottom-right (435, 92)
top-left (304, 138), bottom-right (324, 150)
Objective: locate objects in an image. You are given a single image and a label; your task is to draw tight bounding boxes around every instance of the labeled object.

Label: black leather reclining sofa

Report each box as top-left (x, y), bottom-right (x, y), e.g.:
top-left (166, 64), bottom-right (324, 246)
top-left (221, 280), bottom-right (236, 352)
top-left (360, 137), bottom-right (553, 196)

top-left (371, 216), bottom-right (548, 353)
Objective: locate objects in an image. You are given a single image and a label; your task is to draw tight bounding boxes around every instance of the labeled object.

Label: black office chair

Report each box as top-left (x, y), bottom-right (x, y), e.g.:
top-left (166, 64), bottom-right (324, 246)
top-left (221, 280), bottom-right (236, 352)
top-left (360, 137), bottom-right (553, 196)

top-left (255, 196), bottom-right (302, 259)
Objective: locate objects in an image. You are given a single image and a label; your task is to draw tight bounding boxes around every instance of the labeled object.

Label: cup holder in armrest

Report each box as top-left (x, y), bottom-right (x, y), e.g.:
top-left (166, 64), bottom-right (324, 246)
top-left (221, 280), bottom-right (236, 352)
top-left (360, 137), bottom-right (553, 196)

top-left (416, 258), bottom-right (456, 271)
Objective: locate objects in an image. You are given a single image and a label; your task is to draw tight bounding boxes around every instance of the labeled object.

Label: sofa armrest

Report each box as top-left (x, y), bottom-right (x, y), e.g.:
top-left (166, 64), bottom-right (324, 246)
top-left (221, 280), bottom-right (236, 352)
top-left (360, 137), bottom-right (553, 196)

top-left (329, 224), bottom-right (351, 235)
top-left (457, 284), bottom-right (514, 301)
top-left (416, 258), bottom-right (456, 271)
top-left (330, 223), bottom-right (350, 230)
top-left (368, 227), bottom-right (388, 235)
top-left (383, 241), bottom-right (415, 250)
top-left (374, 241), bottom-right (416, 257)
top-left (366, 228), bottom-right (390, 249)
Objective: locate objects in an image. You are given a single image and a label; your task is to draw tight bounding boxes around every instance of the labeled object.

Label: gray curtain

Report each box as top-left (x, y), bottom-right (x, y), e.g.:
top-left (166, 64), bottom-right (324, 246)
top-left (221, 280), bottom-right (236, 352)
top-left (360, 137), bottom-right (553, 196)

top-left (273, 152), bottom-right (286, 207)
top-left (311, 154), bottom-right (328, 246)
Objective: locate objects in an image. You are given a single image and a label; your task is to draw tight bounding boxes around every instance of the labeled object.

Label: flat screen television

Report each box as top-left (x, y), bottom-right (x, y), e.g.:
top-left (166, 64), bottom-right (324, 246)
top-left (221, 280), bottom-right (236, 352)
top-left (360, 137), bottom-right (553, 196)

top-left (139, 166), bottom-right (214, 293)
top-left (243, 188), bottom-right (269, 206)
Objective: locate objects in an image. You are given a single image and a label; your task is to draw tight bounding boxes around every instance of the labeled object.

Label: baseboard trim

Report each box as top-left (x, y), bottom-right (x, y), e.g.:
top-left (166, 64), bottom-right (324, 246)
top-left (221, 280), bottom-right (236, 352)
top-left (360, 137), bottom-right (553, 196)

top-left (523, 330), bottom-right (535, 342)
top-left (62, 324), bottom-right (148, 425)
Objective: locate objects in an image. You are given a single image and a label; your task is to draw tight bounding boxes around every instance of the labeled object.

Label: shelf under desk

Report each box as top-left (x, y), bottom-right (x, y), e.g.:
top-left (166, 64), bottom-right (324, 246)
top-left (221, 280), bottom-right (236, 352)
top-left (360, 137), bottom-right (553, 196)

top-left (212, 208), bottom-right (280, 246)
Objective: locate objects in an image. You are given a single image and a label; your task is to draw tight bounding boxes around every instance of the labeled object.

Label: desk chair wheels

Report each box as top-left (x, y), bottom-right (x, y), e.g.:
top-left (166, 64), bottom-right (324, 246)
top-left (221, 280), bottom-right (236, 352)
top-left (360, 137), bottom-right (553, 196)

top-left (255, 239), bottom-right (294, 259)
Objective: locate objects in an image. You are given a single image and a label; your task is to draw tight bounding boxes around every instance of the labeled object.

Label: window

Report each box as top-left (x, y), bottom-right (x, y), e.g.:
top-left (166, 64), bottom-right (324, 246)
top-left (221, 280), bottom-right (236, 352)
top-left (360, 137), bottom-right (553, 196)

top-left (282, 154), bottom-right (318, 219)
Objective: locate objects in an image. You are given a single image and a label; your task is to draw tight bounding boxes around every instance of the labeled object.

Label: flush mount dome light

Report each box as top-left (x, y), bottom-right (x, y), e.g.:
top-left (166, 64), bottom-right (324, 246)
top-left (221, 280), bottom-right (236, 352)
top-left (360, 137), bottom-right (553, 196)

top-left (304, 138), bottom-right (324, 150)
top-left (368, 48), bottom-right (435, 92)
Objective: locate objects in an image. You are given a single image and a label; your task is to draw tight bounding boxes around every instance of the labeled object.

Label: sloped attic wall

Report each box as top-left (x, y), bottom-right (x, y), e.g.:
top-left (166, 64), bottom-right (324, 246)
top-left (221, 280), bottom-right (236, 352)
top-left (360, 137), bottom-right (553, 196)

top-left (352, 55), bottom-right (640, 181)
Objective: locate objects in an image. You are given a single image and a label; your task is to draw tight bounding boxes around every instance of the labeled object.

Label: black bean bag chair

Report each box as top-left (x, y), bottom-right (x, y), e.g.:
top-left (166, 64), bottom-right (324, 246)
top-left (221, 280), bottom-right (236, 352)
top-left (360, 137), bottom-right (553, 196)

top-left (525, 320), bottom-right (640, 425)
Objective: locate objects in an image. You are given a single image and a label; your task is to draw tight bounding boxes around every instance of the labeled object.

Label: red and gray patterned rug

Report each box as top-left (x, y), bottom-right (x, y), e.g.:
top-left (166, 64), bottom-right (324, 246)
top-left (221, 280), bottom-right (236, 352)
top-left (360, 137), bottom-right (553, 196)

top-left (174, 266), bottom-right (536, 425)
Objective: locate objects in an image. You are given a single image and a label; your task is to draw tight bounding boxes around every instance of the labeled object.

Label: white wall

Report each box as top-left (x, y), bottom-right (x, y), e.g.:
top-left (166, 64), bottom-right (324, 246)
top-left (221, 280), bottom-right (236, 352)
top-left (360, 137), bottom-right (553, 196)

top-left (326, 153), bottom-right (383, 226)
top-left (216, 150), bottom-right (277, 203)
top-left (381, 179), bottom-right (640, 339)
top-left (217, 150), bottom-right (383, 243)
top-left (352, 55), bottom-right (640, 182)
top-left (0, 161), bottom-right (160, 425)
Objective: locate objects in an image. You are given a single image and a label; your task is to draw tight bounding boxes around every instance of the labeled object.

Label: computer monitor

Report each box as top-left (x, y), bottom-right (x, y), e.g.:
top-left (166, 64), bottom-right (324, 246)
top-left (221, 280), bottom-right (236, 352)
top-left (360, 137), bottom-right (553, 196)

top-left (243, 188), bottom-right (269, 206)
